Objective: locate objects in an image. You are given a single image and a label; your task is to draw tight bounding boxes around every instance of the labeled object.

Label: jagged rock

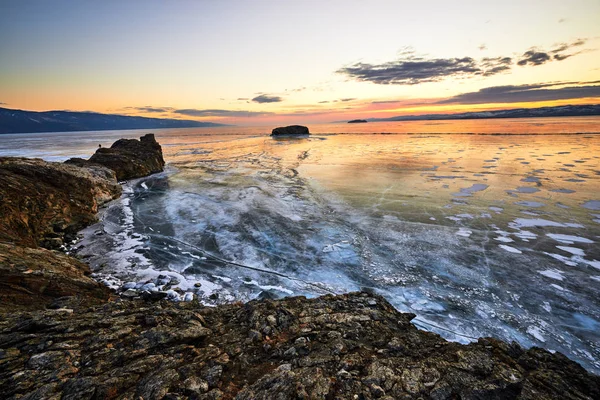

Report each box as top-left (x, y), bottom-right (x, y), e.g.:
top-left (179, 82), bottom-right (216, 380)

top-left (270, 125), bottom-right (310, 137)
top-left (0, 157), bottom-right (121, 248)
top-left (0, 243), bottom-right (112, 312)
top-left (87, 133), bottom-right (165, 181)
top-left (1, 292), bottom-right (597, 399)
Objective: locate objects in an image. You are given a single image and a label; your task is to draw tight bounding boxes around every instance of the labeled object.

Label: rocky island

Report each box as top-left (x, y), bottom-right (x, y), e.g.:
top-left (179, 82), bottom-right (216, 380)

top-left (1, 134), bottom-right (598, 399)
top-left (270, 125), bottom-right (310, 137)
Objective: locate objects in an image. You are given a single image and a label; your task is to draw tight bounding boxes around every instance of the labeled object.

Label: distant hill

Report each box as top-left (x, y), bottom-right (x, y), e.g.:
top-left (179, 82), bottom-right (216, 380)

top-left (368, 104), bottom-right (600, 122)
top-left (0, 107), bottom-right (227, 134)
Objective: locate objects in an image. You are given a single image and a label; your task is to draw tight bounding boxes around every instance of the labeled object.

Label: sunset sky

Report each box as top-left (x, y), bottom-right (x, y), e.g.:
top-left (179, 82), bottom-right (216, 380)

top-left (1, 0), bottom-right (599, 125)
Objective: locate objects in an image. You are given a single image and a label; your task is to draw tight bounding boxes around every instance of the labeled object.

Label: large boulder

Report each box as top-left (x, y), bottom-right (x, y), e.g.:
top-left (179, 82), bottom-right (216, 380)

top-left (0, 243), bottom-right (112, 312)
top-left (271, 125), bottom-right (310, 137)
top-left (0, 157), bottom-right (121, 248)
top-left (0, 292), bottom-right (598, 398)
top-left (88, 133), bottom-right (165, 181)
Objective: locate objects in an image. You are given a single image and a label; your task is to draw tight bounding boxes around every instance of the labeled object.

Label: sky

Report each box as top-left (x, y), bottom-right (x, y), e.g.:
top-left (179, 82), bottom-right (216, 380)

top-left (1, 0), bottom-right (599, 125)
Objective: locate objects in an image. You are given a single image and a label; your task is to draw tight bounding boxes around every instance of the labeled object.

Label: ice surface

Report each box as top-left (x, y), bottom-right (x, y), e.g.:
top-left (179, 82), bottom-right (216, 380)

top-left (20, 130), bottom-right (596, 374)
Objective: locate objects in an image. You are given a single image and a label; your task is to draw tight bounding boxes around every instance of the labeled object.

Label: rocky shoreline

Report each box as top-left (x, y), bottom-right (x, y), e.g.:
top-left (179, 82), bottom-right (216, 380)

top-left (0, 134), bottom-right (598, 399)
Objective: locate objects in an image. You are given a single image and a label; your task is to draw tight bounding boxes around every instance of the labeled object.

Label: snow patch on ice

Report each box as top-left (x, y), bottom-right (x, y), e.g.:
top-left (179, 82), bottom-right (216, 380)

top-left (539, 269), bottom-right (564, 281)
top-left (499, 245), bottom-right (522, 254)
top-left (546, 234), bottom-right (594, 244)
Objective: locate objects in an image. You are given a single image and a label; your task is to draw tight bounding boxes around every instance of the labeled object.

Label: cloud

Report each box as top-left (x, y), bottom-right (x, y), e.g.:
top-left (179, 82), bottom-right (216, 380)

top-left (340, 98), bottom-right (356, 102)
top-left (237, 98), bottom-right (249, 100)
top-left (337, 54), bottom-right (512, 85)
top-left (338, 40), bottom-right (591, 85)
top-left (318, 101), bottom-right (330, 103)
top-left (252, 94), bottom-right (283, 103)
top-left (517, 39), bottom-right (587, 66)
top-left (124, 106), bottom-right (174, 113)
top-left (437, 82), bottom-right (600, 104)
top-left (174, 109), bottom-right (273, 117)
top-left (478, 44), bottom-right (487, 51)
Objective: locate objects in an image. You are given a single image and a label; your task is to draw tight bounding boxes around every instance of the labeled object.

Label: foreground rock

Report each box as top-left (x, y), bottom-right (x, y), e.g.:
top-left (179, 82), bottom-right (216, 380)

top-left (271, 125), bottom-right (310, 137)
top-left (0, 157), bottom-right (121, 248)
top-left (1, 292), bottom-right (597, 399)
top-left (86, 133), bottom-right (165, 181)
top-left (0, 243), bottom-right (111, 312)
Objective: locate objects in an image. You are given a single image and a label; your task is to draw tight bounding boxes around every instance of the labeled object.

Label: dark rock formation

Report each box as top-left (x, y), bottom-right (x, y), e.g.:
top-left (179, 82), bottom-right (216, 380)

top-left (0, 157), bottom-right (121, 248)
top-left (0, 243), bottom-right (112, 312)
top-left (348, 119), bottom-right (368, 123)
top-left (271, 125), bottom-right (310, 137)
top-left (1, 292), bottom-right (597, 399)
top-left (87, 133), bottom-right (165, 181)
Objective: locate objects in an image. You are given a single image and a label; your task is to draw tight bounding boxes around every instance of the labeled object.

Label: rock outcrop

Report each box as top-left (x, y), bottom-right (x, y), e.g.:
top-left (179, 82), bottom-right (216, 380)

top-left (1, 292), bottom-right (598, 399)
top-left (0, 134), bottom-right (165, 312)
top-left (0, 243), bottom-right (111, 312)
top-left (0, 157), bottom-right (121, 248)
top-left (86, 133), bottom-right (165, 181)
top-left (271, 125), bottom-right (310, 137)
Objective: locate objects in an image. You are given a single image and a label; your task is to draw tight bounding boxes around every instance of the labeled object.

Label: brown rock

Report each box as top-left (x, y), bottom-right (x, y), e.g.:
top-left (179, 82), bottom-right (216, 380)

top-left (270, 125), bottom-right (310, 137)
top-left (0, 242), bottom-right (112, 312)
top-left (0, 157), bottom-right (121, 248)
top-left (87, 133), bottom-right (165, 181)
top-left (0, 292), bottom-right (597, 399)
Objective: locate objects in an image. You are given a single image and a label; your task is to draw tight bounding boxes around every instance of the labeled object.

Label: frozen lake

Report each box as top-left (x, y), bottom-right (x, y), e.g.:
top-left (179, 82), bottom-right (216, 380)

top-left (1, 118), bottom-right (599, 372)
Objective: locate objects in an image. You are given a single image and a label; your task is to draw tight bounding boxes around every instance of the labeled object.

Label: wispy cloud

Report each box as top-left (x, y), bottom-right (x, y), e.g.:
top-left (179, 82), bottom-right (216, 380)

top-left (338, 40), bottom-right (591, 85)
top-left (123, 106), bottom-right (174, 113)
top-left (517, 39), bottom-right (587, 66)
top-left (174, 109), bottom-right (273, 117)
top-left (340, 98), bottom-right (356, 102)
top-left (337, 54), bottom-right (512, 85)
top-left (437, 81), bottom-right (600, 104)
top-left (252, 94), bottom-right (283, 103)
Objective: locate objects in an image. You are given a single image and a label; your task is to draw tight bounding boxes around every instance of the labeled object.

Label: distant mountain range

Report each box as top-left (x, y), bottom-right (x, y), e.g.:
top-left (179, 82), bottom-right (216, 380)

top-left (366, 104), bottom-right (600, 122)
top-left (0, 107), bottom-right (226, 134)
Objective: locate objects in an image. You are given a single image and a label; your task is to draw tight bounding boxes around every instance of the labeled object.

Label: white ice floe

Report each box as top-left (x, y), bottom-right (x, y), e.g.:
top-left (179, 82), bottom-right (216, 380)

top-left (550, 283), bottom-right (568, 292)
top-left (499, 244), bottom-right (522, 254)
top-left (546, 233), bottom-right (594, 244)
top-left (141, 182), bottom-right (148, 190)
top-left (542, 301), bottom-right (552, 312)
top-left (515, 201), bottom-right (545, 208)
top-left (453, 183), bottom-right (488, 197)
top-left (556, 246), bottom-right (585, 256)
top-left (582, 200), bottom-right (600, 211)
top-left (456, 228), bottom-right (472, 238)
top-left (509, 218), bottom-right (584, 229)
top-left (543, 252), bottom-right (578, 267)
top-left (527, 326), bottom-right (546, 342)
top-left (538, 269), bottom-right (564, 281)
top-left (513, 230), bottom-right (537, 241)
top-left (494, 236), bottom-right (514, 243)
top-left (489, 206), bottom-right (503, 214)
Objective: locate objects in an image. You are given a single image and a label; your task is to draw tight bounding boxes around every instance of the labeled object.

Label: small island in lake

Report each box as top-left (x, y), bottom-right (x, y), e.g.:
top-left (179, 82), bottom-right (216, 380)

top-left (348, 119), bottom-right (368, 123)
top-left (270, 125), bottom-right (310, 137)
